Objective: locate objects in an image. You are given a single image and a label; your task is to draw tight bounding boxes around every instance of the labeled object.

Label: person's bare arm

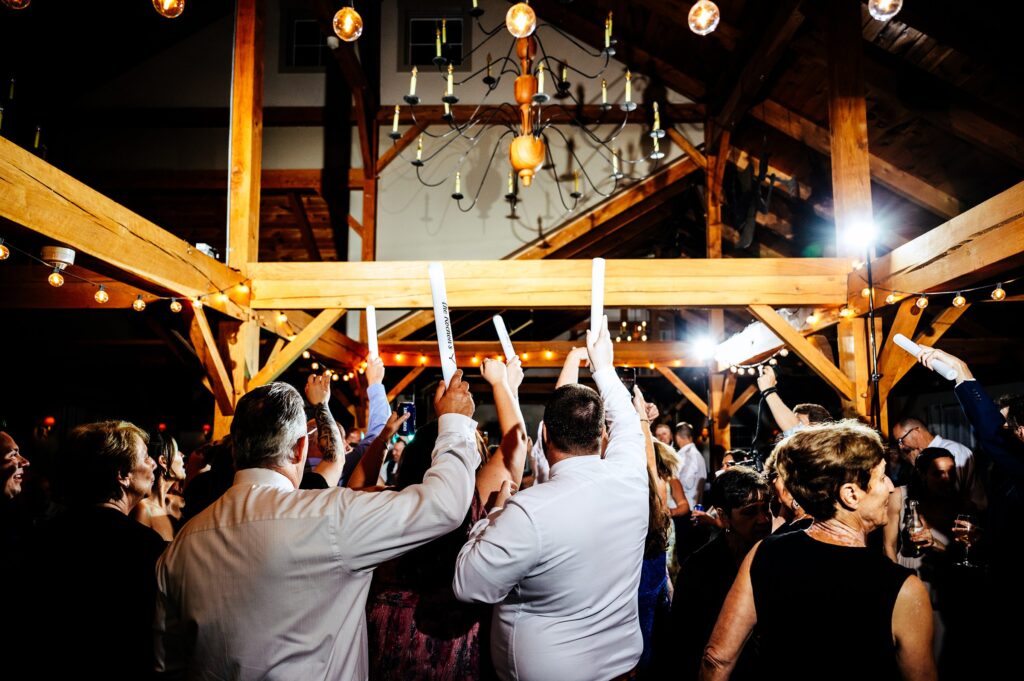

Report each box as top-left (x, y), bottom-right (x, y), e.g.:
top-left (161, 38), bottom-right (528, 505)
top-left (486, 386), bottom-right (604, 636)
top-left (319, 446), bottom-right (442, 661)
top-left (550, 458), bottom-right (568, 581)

top-left (305, 373), bottom-right (346, 487)
top-left (556, 346), bottom-right (589, 388)
top-left (476, 357), bottom-right (529, 509)
top-left (669, 478), bottom-right (690, 517)
top-left (346, 412), bottom-right (409, 490)
top-left (883, 488), bottom-right (902, 562)
top-left (701, 544), bottom-right (760, 680)
top-left (892, 575), bottom-right (938, 681)
top-left (757, 366), bottom-right (801, 433)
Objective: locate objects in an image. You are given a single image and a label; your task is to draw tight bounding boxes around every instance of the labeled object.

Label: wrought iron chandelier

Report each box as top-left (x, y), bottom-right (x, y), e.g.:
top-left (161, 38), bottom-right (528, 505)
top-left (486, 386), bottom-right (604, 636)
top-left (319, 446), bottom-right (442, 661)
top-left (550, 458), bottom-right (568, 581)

top-left (388, 1), bottom-right (668, 215)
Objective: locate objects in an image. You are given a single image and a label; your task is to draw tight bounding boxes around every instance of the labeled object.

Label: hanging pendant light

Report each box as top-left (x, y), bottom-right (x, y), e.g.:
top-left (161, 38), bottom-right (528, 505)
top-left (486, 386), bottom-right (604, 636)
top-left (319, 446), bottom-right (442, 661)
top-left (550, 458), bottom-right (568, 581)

top-left (333, 5), bottom-right (363, 42)
top-left (688, 1), bottom-right (720, 36)
top-left (152, 0), bottom-right (185, 19)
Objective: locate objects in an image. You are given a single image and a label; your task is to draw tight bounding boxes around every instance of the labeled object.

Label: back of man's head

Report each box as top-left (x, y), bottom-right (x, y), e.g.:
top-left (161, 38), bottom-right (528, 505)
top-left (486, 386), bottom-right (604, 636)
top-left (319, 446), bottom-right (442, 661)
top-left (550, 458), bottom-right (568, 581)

top-left (64, 420), bottom-right (148, 506)
top-left (675, 422), bottom-right (694, 445)
top-left (543, 384), bottom-right (604, 456)
top-left (793, 403), bottom-right (832, 425)
top-left (232, 382), bottom-right (306, 471)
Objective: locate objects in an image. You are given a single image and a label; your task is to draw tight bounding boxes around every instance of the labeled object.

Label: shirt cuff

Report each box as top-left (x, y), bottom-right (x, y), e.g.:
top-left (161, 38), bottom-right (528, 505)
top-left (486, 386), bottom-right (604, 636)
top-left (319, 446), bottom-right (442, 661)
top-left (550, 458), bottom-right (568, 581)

top-left (591, 366), bottom-right (620, 392)
top-left (438, 413), bottom-right (479, 438)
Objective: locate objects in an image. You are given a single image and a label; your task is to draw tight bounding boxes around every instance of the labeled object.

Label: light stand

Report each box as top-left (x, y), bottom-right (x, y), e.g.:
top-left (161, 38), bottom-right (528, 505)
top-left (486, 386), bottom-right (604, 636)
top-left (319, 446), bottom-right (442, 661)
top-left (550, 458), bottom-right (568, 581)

top-left (864, 245), bottom-right (882, 429)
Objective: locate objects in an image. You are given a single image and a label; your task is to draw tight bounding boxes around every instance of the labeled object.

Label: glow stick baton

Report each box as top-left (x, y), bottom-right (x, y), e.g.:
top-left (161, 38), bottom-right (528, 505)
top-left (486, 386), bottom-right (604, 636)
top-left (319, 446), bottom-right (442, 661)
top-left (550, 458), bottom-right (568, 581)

top-left (428, 262), bottom-right (458, 386)
top-left (493, 314), bottom-right (516, 360)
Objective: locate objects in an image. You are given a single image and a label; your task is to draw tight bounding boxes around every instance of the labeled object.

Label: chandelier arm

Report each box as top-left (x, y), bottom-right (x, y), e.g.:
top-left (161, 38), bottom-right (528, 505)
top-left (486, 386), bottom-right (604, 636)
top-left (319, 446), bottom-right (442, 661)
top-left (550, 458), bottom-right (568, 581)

top-left (532, 31), bottom-right (612, 80)
top-left (540, 134), bottom-right (580, 213)
top-left (543, 125), bottom-right (616, 200)
top-left (415, 163), bottom-right (452, 188)
top-left (536, 22), bottom-right (609, 60)
top-left (454, 130), bottom-right (515, 214)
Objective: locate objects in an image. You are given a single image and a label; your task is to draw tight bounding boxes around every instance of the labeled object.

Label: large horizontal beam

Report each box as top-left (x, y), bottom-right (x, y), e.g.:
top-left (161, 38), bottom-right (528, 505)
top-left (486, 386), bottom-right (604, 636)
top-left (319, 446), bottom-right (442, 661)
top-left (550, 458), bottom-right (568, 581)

top-left (848, 180), bottom-right (1024, 306)
top-left (377, 341), bottom-right (704, 369)
top-left (0, 137), bottom-right (246, 317)
top-left (248, 258), bottom-right (852, 309)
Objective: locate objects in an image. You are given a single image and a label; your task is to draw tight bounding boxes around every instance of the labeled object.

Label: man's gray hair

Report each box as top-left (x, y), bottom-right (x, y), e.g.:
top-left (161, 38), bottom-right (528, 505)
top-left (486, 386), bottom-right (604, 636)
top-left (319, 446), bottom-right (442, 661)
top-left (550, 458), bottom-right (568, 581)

top-left (231, 382), bottom-right (307, 470)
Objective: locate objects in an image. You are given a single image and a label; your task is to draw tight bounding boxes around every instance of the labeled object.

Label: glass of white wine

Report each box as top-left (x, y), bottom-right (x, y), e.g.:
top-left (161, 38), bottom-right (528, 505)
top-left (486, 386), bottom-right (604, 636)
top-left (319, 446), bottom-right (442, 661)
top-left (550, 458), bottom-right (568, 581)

top-left (953, 513), bottom-right (978, 568)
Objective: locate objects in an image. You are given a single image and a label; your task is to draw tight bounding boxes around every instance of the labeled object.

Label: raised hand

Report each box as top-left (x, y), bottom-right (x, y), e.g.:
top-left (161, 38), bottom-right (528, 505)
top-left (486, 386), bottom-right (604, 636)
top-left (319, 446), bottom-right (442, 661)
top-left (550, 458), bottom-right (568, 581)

top-left (506, 355), bottom-right (524, 395)
top-left (585, 315), bottom-right (613, 373)
top-left (480, 357), bottom-right (509, 387)
top-left (365, 355), bottom-right (385, 385)
top-left (757, 365), bottom-right (777, 392)
top-left (305, 372), bottom-right (331, 406)
top-left (381, 411), bottom-right (411, 438)
top-left (917, 346), bottom-right (973, 383)
top-left (434, 370), bottom-right (475, 418)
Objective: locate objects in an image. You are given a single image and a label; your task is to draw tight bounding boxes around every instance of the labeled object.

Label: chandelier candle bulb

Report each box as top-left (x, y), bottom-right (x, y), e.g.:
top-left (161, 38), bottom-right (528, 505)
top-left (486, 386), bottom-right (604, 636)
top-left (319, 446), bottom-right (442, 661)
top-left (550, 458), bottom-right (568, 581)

top-left (442, 18), bottom-right (447, 44)
top-left (429, 263), bottom-right (458, 386)
top-left (653, 102), bottom-right (660, 131)
top-left (604, 19), bottom-right (610, 48)
top-left (625, 70), bottom-right (632, 104)
top-left (508, 170), bottom-right (514, 194)
top-left (591, 257), bottom-right (606, 336)
top-left (607, 12), bottom-right (613, 39)
top-left (436, 29), bottom-right (441, 58)
top-left (416, 135), bottom-right (423, 161)
top-left (366, 305), bottom-right (378, 358)
top-left (493, 315), bottom-right (517, 361)
top-left (601, 79), bottom-right (608, 105)
top-left (409, 67), bottom-right (417, 97)
top-left (447, 64), bottom-right (454, 96)
top-left (454, 171), bottom-right (461, 195)
top-left (561, 62), bottom-right (568, 83)
top-left (392, 105), bottom-right (400, 134)
top-left (537, 63), bottom-right (545, 95)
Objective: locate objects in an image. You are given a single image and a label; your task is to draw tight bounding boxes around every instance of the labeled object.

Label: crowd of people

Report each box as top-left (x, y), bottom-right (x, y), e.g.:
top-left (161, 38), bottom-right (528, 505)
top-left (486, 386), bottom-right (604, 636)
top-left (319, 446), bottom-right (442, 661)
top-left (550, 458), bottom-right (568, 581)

top-left (1, 328), bottom-right (1022, 680)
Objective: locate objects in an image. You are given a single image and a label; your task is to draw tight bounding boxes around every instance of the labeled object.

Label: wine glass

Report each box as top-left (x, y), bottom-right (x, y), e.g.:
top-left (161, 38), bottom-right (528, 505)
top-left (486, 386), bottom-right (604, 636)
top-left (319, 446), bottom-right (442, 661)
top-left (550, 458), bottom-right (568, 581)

top-left (953, 513), bottom-right (977, 568)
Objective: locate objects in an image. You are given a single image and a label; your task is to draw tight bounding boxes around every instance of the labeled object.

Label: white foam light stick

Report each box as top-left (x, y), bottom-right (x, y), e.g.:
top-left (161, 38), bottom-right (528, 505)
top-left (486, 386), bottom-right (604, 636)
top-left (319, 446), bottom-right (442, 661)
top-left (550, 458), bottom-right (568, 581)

top-left (365, 305), bottom-right (378, 358)
top-left (493, 314), bottom-right (516, 361)
top-left (591, 257), bottom-right (606, 337)
top-left (892, 333), bottom-right (958, 381)
top-left (428, 262), bottom-right (458, 386)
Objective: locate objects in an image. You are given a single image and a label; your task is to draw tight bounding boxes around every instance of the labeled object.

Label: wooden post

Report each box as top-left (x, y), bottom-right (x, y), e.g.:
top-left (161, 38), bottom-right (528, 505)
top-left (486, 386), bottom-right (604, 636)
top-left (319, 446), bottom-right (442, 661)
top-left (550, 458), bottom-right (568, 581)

top-left (837, 318), bottom-right (870, 418)
top-left (826, 0), bottom-right (873, 257)
top-left (227, 318), bottom-right (261, 404)
top-left (227, 0), bottom-right (265, 273)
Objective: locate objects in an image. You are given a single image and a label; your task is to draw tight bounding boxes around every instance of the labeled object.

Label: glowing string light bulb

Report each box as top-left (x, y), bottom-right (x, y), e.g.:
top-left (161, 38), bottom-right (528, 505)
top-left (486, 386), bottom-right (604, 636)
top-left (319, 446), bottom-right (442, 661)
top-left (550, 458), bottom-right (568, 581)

top-left (152, 0), bottom-right (185, 19)
top-left (169, 299), bottom-right (183, 313)
top-left (952, 292), bottom-right (966, 308)
top-left (915, 295), bottom-right (929, 309)
top-left (332, 6), bottom-right (363, 42)
top-left (0, 239), bottom-right (9, 260)
top-left (868, 0), bottom-right (903, 22)
top-left (302, 351), bottom-right (311, 359)
top-left (885, 293), bottom-right (898, 305)
top-left (688, 0), bottom-right (720, 36)
top-left (47, 268), bottom-right (64, 288)
top-left (505, 2), bottom-right (537, 38)
top-left (94, 286), bottom-right (109, 304)
top-left (992, 284), bottom-right (1007, 301)
top-left (132, 295), bottom-right (146, 312)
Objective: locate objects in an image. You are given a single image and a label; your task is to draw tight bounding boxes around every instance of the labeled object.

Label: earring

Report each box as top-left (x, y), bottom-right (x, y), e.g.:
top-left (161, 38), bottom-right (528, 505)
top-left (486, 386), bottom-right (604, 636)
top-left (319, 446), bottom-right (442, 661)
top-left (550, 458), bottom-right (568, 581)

top-left (792, 500), bottom-right (801, 510)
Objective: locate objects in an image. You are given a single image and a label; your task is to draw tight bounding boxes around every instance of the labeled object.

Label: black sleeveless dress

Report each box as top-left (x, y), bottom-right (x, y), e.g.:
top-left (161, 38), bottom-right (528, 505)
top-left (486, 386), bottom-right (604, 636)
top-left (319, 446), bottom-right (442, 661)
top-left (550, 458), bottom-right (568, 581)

top-left (750, 530), bottom-right (913, 681)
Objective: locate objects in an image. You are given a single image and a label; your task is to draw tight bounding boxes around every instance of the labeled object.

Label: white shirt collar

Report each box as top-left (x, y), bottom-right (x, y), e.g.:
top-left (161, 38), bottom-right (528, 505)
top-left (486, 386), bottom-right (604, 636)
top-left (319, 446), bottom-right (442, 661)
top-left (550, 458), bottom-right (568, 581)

top-left (233, 467), bottom-right (296, 491)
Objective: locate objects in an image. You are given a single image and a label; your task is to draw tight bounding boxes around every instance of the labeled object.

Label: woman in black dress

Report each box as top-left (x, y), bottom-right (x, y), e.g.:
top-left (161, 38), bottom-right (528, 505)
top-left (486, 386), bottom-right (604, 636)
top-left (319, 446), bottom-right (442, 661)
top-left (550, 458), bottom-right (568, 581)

top-left (701, 420), bottom-right (937, 681)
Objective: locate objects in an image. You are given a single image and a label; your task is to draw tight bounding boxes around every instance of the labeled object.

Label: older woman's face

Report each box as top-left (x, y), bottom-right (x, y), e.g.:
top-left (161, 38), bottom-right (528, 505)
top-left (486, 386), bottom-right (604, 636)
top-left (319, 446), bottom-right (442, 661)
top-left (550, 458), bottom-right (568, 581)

top-left (858, 460), bottom-right (894, 530)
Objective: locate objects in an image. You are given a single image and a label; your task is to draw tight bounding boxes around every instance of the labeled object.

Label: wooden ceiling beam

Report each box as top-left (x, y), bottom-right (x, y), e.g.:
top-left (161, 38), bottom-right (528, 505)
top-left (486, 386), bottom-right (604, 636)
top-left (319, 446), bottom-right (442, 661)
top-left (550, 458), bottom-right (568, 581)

top-left (0, 137), bottom-right (246, 319)
top-left (249, 258), bottom-right (852, 310)
top-left (374, 341), bottom-right (701, 368)
top-left (749, 303), bottom-right (855, 399)
top-left (849, 180), bottom-right (1024, 306)
top-left (386, 366), bottom-right (426, 401)
top-left (714, 0), bottom-right (806, 131)
top-left (656, 366), bottom-right (709, 416)
top-left (249, 308), bottom-right (346, 388)
top-left (751, 100), bottom-right (964, 219)
top-left (85, 168), bottom-right (364, 193)
top-left (189, 306), bottom-right (235, 414)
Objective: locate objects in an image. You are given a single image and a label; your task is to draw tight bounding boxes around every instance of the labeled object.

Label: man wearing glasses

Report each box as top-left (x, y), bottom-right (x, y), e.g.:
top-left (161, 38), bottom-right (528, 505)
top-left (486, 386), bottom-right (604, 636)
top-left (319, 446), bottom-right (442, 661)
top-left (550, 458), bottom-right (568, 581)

top-left (892, 417), bottom-right (985, 510)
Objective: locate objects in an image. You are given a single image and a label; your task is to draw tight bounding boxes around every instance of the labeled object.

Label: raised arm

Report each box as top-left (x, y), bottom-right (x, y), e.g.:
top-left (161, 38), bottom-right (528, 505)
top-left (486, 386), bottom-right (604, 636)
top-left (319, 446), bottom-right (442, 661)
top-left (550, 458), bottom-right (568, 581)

top-left (633, 385), bottom-right (659, 477)
top-left (700, 543), bottom-right (760, 681)
top-left (920, 346), bottom-right (1024, 479)
top-left (345, 411), bottom-right (410, 490)
top-left (304, 373), bottom-right (346, 487)
top-left (476, 357), bottom-right (529, 509)
top-left (557, 346), bottom-right (589, 388)
top-left (338, 371), bottom-right (481, 570)
top-left (339, 356), bottom-right (391, 483)
top-left (587, 316), bottom-right (644, 470)
top-left (756, 366), bottom-right (801, 434)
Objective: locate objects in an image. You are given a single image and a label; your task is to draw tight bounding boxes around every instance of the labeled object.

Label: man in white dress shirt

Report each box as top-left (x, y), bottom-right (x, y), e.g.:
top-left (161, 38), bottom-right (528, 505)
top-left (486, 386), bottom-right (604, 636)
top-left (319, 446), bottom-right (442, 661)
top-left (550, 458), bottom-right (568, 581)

top-left (453, 320), bottom-right (648, 681)
top-left (674, 422), bottom-right (706, 509)
top-left (155, 374), bottom-right (480, 681)
top-left (893, 416), bottom-right (986, 510)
